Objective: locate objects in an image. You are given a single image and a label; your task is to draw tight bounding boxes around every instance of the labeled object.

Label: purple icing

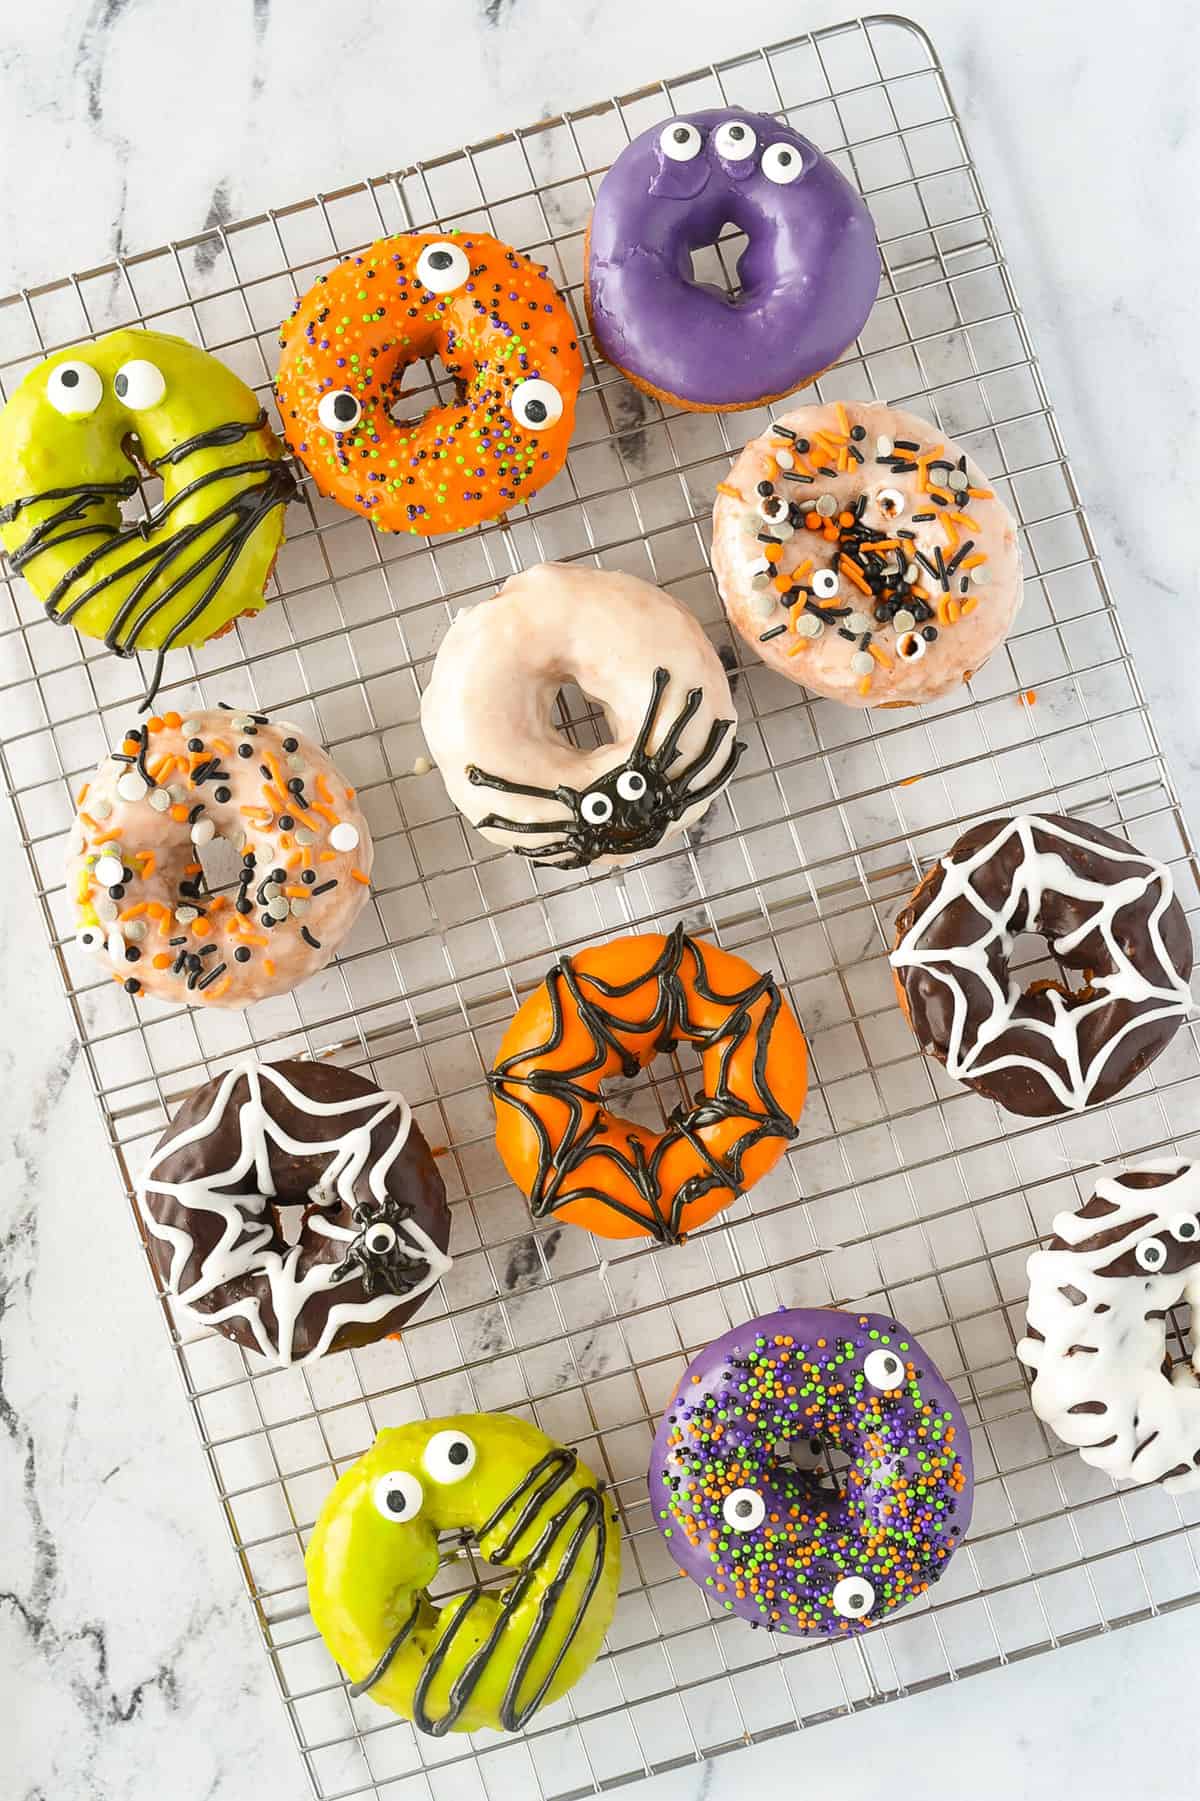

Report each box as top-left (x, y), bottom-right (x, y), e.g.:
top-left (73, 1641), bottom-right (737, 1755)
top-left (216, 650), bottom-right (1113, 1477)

top-left (586, 109), bottom-right (880, 409)
top-left (648, 1307), bottom-right (974, 1634)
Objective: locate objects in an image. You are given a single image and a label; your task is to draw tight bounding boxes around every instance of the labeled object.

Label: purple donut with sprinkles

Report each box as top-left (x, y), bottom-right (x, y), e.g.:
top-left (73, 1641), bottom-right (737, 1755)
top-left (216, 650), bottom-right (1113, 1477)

top-left (649, 1308), bottom-right (973, 1634)
top-left (585, 109), bottom-right (879, 411)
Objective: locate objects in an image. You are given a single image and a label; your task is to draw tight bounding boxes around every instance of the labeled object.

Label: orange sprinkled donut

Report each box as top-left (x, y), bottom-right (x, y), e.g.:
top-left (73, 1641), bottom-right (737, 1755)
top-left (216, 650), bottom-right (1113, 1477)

top-left (489, 924), bottom-right (808, 1244)
top-left (274, 232), bottom-right (582, 535)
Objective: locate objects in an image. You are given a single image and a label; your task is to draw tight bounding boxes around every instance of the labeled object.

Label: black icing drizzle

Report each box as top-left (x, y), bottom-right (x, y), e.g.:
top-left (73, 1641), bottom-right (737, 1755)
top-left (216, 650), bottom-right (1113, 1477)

top-left (1, 409), bottom-right (295, 705)
top-left (489, 923), bottom-right (800, 1244)
top-left (350, 1447), bottom-right (611, 1735)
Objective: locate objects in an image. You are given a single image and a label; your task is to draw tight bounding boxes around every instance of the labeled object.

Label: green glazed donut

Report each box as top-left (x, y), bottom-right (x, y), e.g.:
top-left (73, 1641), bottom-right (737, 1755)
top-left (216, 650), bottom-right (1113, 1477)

top-left (0, 327), bottom-right (294, 700)
top-left (306, 1414), bottom-right (621, 1735)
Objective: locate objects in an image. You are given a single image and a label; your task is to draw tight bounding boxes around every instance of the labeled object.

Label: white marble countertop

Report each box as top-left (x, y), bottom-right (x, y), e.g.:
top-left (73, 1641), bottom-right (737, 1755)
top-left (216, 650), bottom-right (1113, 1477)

top-left (2, 2), bottom-right (1198, 1797)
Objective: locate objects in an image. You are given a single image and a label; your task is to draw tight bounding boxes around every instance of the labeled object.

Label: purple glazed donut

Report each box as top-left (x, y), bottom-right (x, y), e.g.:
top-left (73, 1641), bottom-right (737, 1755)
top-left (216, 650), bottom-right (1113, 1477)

top-left (585, 109), bottom-right (879, 411)
top-left (649, 1308), bottom-right (973, 1634)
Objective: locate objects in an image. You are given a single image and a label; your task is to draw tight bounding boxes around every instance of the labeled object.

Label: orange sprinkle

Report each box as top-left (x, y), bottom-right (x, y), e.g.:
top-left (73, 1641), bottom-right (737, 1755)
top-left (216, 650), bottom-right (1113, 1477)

top-left (152, 953), bottom-right (172, 970)
top-left (122, 737), bottom-right (140, 755)
top-left (857, 675), bottom-right (873, 696)
top-left (147, 715), bottom-right (164, 733)
top-left (835, 402), bottom-right (850, 435)
top-left (898, 773), bottom-right (925, 787)
top-left (763, 542), bottom-right (783, 564)
top-left (263, 959), bottom-right (276, 978)
top-left (204, 976), bottom-right (232, 1001)
top-left (350, 868), bottom-right (370, 885)
top-left (208, 895), bottom-right (228, 914)
top-left (838, 556), bottom-right (872, 596)
top-left (315, 772), bottom-right (334, 805)
top-left (966, 487), bottom-right (993, 500)
top-left (183, 860), bottom-right (200, 876)
top-left (773, 571), bottom-right (793, 593)
top-left (716, 482), bottom-right (743, 501)
top-left (190, 918), bottom-right (209, 938)
top-left (284, 884), bottom-right (309, 898)
top-left (118, 902), bottom-right (148, 920)
top-left (868, 642), bottom-right (894, 670)
top-left (162, 711), bottom-right (181, 729)
top-left (169, 804), bottom-right (189, 823)
top-left (76, 783), bottom-right (89, 806)
top-left (1021, 688), bottom-right (1038, 706)
top-left (961, 596), bottom-right (979, 616)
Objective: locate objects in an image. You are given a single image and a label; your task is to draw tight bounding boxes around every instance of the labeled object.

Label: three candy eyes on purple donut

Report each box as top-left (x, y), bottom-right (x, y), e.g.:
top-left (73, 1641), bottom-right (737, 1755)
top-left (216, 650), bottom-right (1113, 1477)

top-left (657, 117), bottom-right (807, 184)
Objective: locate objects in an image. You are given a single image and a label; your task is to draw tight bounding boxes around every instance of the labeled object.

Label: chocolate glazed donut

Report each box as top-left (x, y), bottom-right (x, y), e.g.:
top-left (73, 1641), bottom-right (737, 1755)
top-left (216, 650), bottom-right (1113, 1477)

top-left (891, 813), bottom-right (1194, 1117)
top-left (138, 1058), bottom-right (452, 1366)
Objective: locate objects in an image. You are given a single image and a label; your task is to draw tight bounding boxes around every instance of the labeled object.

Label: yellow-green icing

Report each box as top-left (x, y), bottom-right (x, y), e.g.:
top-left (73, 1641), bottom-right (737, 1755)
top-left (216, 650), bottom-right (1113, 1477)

top-left (0, 327), bottom-right (293, 695)
top-left (306, 1414), bottom-right (621, 1736)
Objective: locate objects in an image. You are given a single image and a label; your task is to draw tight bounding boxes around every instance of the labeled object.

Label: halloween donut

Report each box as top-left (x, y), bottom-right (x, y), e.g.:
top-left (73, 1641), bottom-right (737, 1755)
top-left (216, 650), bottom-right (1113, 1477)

top-left (420, 562), bottom-right (744, 871)
top-left (891, 813), bottom-right (1194, 1117)
top-left (1018, 1161), bottom-right (1200, 1492)
top-left (275, 231), bottom-right (582, 534)
top-left (712, 401), bottom-right (1022, 705)
top-left (0, 327), bottom-right (294, 704)
top-left (585, 109), bottom-right (878, 410)
top-left (306, 1413), bottom-right (621, 1734)
top-left (137, 1057), bottom-right (452, 1367)
top-left (650, 1308), bottom-right (973, 1634)
top-left (68, 705), bottom-right (372, 1006)
top-left (489, 923), bottom-right (807, 1244)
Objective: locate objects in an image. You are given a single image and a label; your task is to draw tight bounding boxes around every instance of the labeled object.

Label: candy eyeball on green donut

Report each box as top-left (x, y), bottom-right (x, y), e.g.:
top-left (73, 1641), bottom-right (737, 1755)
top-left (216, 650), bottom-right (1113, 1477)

top-left (423, 1429), bottom-right (477, 1483)
top-left (113, 359), bottom-right (166, 409)
top-left (372, 1469), bottom-right (423, 1522)
top-left (46, 360), bottom-right (103, 417)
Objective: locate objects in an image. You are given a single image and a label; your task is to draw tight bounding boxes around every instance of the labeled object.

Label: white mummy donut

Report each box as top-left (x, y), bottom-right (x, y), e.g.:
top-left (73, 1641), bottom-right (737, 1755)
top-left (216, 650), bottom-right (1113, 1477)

top-left (1018, 1161), bottom-right (1200, 1492)
top-left (138, 1057), bottom-right (452, 1367)
top-left (419, 562), bottom-right (743, 872)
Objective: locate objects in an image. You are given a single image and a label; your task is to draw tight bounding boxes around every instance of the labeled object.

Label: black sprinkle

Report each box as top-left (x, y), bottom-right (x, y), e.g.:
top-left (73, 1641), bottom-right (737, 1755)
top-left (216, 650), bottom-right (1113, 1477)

top-left (910, 512), bottom-right (935, 523)
top-left (310, 879), bottom-right (337, 895)
top-left (237, 744), bottom-right (253, 758)
top-left (123, 977), bottom-right (140, 994)
top-left (758, 625), bottom-right (787, 642)
top-left (894, 439), bottom-right (919, 451)
top-left (300, 927), bottom-right (321, 949)
top-left (234, 947), bottom-right (252, 963)
top-left (282, 737), bottom-right (298, 752)
top-left (197, 963), bottom-right (228, 990)
top-left (214, 786), bottom-right (231, 803)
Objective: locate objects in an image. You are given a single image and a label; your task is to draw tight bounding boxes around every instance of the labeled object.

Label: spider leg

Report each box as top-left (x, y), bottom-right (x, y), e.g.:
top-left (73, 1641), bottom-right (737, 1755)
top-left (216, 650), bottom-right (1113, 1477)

top-left (649, 686), bottom-right (704, 773)
top-left (505, 839), bottom-right (586, 867)
top-left (475, 811), bottom-right (576, 835)
top-left (668, 727), bottom-right (747, 814)
top-left (467, 764), bottom-right (579, 810)
top-left (664, 713), bottom-right (733, 787)
top-left (628, 666), bottom-right (671, 763)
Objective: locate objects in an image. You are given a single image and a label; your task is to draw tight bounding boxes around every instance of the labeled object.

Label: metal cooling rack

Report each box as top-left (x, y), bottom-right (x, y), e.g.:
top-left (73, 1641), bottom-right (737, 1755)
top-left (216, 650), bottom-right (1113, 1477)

top-left (3, 14), bottom-right (1200, 1800)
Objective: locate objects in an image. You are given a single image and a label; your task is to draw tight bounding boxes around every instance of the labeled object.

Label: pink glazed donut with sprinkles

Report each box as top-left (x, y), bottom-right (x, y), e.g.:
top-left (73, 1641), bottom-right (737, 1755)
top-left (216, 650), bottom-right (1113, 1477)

top-left (67, 706), bottom-right (372, 1006)
top-left (650, 1308), bottom-right (973, 1634)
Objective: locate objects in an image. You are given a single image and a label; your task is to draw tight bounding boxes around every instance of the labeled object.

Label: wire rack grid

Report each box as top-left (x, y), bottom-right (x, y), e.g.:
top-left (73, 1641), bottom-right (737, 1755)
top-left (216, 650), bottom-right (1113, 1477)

top-left (3, 13), bottom-right (1200, 1801)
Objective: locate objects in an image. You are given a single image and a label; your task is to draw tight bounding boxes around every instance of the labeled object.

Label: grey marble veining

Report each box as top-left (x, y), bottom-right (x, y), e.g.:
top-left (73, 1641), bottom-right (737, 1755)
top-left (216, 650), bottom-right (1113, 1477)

top-left (1, 2), bottom-right (1198, 1798)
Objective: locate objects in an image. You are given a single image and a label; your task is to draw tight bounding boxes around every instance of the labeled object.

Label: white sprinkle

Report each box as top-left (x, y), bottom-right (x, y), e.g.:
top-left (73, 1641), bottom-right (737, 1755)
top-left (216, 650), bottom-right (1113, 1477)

top-left (289, 899), bottom-right (310, 918)
top-left (125, 919), bottom-right (148, 943)
top-left (106, 928), bottom-right (125, 959)
top-left (294, 827), bottom-right (317, 847)
top-left (330, 822), bottom-right (359, 852)
top-left (949, 469), bottom-right (969, 492)
top-left (850, 651), bottom-right (875, 676)
top-left (190, 817), bottom-right (216, 847)
top-left (774, 448), bottom-right (794, 470)
top-left (286, 754), bottom-right (305, 772)
top-left (815, 493), bottom-right (837, 517)
top-left (769, 521), bottom-right (794, 544)
top-left (970, 567), bottom-right (989, 588)
top-left (411, 755), bottom-right (432, 777)
top-left (750, 591), bottom-right (777, 621)
top-left (846, 611), bottom-right (874, 635)
top-left (904, 562), bottom-right (920, 585)
top-left (148, 789), bottom-right (171, 813)
top-left (94, 853), bottom-right (125, 885)
top-left (91, 797), bottom-right (113, 821)
top-left (268, 896), bottom-right (290, 921)
top-left (262, 882), bottom-right (281, 901)
top-left (796, 613), bottom-right (823, 639)
top-left (231, 714), bottom-right (253, 730)
top-left (116, 771), bottom-right (147, 803)
top-left (181, 719), bottom-right (202, 737)
top-left (95, 898), bottom-right (118, 923)
top-left (168, 784), bottom-right (187, 804)
top-left (892, 608), bottom-right (917, 635)
top-left (876, 435), bottom-right (894, 458)
top-left (174, 905), bottom-right (198, 924)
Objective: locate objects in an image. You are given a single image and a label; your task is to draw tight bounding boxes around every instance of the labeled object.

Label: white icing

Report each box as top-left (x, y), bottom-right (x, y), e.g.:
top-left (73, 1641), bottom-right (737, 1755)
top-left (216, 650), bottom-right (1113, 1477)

top-left (890, 814), bottom-right (1194, 1112)
top-left (1018, 1161), bottom-right (1200, 1492)
top-left (136, 1058), bottom-right (452, 1368)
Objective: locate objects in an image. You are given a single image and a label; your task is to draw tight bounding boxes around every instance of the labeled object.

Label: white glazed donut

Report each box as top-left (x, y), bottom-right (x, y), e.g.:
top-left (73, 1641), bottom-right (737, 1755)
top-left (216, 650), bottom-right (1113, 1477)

top-left (712, 400), bottom-right (1022, 706)
top-left (68, 706), bottom-right (373, 1006)
top-left (1018, 1161), bottom-right (1200, 1493)
top-left (419, 562), bottom-right (743, 871)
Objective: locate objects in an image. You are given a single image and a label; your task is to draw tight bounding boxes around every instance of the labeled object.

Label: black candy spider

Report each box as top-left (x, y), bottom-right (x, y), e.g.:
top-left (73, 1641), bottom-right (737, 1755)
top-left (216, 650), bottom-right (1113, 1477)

top-left (330, 1196), bottom-right (429, 1297)
top-left (465, 666), bottom-right (745, 870)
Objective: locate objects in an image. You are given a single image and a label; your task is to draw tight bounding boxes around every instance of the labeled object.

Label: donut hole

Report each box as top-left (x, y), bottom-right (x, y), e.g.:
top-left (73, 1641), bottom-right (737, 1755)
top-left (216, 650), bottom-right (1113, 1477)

top-left (689, 226), bottom-right (751, 299)
top-left (194, 831), bottom-right (245, 898)
top-left (552, 679), bottom-right (614, 753)
top-left (780, 1431), bottom-right (855, 1494)
top-left (1006, 925), bottom-right (1100, 1005)
top-left (384, 353), bottom-right (468, 428)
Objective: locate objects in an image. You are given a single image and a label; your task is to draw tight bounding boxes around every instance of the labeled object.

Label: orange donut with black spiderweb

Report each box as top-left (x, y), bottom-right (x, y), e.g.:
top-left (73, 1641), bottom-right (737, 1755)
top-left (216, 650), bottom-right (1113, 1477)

top-left (489, 924), bottom-right (808, 1244)
top-left (274, 231), bottom-right (582, 535)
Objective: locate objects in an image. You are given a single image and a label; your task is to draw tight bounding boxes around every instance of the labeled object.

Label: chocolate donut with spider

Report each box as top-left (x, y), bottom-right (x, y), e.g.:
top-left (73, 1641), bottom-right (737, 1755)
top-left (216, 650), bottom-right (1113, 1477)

top-left (1019, 1161), bottom-right (1200, 1492)
top-left (138, 1057), bottom-right (452, 1366)
top-left (420, 562), bottom-right (743, 871)
top-left (891, 813), bottom-right (1194, 1116)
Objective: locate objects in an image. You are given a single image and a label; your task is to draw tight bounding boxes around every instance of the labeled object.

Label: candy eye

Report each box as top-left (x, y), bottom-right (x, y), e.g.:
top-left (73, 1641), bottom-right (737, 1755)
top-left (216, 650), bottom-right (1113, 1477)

top-left (113, 360), bottom-right (166, 410)
top-left (47, 361), bottom-right (103, 418)
top-left (812, 568), bottom-right (840, 600)
top-left (761, 143), bottom-right (804, 185)
top-left (1135, 1237), bottom-right (1167, 1272)
top-left (318, 389), bottom-right (362, 432)
top-left (77, 926), bottom-right (105, 953)
top-left (862, 1348), bottom-right (905, 1391)
top-left (896, 631), bottom-right (926, 661)
top-left (423, 1430), bottom-right (478, 1484)
top-left (363, 1221), bottom-right (397, 1256)
top-left (1169, 1215), bottom-right (1199, 1243)
top-left (415, 241), bottom-right (471, 293)
top-left (757, 493), bottom-right (788, 525)
top-left (722, 1488), bottom-right (766, 1532)
top-left (660, 121), bottom-right (702, 162)
top-left (831, 1576), bottom-right (875, 1618)
top-left (372, 1470), bottom-right (423, 1522)
top-left (714, 121), bottom-right (757, 162)
top-left (509, 379), bottom-right (563, 432)
top-left (877, 487), bottom-right (905, 517)
top-left (616, 770), bottom-right (647, 801)
top-left (581, 792), bottom-right (614, 825)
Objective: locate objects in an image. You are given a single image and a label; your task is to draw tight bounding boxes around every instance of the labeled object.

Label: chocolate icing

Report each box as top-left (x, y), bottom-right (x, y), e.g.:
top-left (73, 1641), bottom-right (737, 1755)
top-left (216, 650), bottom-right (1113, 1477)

top-left (892, 813), bottom-right (1194, 1117)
